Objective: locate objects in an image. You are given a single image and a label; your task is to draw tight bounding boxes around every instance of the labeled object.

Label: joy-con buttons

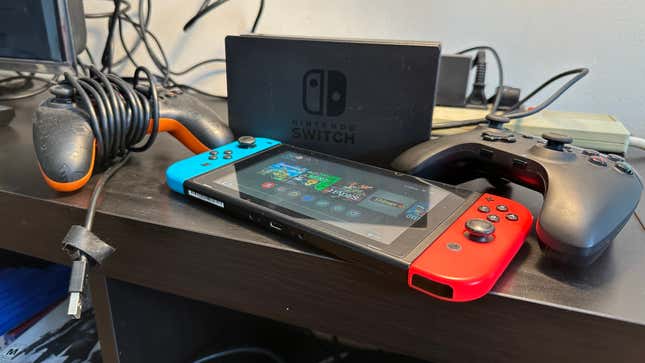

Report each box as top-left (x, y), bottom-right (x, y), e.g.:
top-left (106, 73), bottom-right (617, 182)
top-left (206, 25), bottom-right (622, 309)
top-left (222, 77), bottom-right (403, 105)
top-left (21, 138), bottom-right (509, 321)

top-left (446, 242), bottom-right (462, 251)
top-left (166, 137), bottom-right (281, 194)
top-left (478, 205), bottom-right (490, 213)
top-left (506, 213), bottom-right (519, 221)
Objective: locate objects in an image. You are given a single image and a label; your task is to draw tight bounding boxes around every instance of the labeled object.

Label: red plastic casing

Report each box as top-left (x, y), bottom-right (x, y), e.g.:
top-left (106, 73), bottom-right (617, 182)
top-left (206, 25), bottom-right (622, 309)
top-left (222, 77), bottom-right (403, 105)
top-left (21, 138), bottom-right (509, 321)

top-left (408, 193), bottom-right (533, 302)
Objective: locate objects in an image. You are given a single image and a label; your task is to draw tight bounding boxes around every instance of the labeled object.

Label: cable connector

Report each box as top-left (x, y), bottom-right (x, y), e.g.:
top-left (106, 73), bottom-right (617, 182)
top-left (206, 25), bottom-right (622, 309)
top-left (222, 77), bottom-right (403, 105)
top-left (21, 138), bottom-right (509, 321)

top-left (61, 225), bottom-right (116, 319)
top-left (466, 50), bottom-right (488, 109)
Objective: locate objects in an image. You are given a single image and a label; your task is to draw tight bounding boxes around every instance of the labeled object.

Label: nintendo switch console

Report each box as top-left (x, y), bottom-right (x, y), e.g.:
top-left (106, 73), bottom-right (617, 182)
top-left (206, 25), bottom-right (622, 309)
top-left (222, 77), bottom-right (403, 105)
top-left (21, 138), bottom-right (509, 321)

top-left (166, 137), bottom-right (533, 302)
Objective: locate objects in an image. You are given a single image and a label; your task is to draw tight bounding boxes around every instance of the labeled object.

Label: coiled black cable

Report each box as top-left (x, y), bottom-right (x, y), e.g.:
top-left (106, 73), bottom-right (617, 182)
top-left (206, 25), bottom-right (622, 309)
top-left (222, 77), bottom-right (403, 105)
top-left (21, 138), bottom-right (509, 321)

top-left (62, 65), bottom-right (160, 166)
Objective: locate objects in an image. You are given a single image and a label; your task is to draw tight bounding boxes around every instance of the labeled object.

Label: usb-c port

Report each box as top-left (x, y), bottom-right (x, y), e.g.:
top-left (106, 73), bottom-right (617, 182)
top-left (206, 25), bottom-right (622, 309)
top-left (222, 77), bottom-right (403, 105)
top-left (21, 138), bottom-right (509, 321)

top-left (269, 221), bottom-right (283, 231)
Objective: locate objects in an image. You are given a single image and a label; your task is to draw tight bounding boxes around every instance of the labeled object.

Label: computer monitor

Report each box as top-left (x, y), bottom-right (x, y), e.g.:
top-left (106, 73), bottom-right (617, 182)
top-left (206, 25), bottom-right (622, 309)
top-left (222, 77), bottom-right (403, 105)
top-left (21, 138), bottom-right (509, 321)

top-left (0, 0), bottom-right (86, 74)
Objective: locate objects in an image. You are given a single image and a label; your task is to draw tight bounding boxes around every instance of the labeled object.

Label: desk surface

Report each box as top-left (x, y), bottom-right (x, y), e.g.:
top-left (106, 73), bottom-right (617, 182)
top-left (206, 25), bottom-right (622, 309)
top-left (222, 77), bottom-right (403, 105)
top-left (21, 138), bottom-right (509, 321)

top-left (1, 95), bottom-right (644, 363)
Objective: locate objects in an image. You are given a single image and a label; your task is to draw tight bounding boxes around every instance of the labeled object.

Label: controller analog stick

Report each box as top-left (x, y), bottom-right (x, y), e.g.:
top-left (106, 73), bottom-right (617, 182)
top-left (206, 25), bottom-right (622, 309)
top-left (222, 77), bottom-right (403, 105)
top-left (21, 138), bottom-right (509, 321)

top-left (238, 136), bottom-right (256, 148)
top-left (49, 84), bottom-right (75, 98)
top-left (485, 114), bottom-right (511, 129)
top-left (542, 132), bottom-right (573, 151)
top-left (465, 218), bottom-right (495, 242)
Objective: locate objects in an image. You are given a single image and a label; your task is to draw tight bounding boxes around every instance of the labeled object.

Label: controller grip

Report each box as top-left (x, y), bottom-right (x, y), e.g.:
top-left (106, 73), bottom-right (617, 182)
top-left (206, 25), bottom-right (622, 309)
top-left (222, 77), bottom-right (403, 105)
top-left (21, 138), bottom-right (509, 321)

top-left (158, 95), bottom-right (234, 153)
top-left (33, 106), bottom-right (96, 192)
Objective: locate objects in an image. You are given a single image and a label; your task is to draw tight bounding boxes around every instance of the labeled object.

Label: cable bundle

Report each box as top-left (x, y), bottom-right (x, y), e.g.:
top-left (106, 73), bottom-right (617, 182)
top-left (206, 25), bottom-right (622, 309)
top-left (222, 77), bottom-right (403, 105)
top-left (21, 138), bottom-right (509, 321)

top-left (62, 65), bottom-right (160, 166)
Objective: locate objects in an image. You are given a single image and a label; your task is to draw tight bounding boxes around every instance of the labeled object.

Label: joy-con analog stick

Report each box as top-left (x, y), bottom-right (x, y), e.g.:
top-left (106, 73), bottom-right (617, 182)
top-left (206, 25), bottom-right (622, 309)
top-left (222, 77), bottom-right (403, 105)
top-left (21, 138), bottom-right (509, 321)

top-left (465, 218), bottom-right (495, 242)
top-left (238, 136), bottom-right (257, 148)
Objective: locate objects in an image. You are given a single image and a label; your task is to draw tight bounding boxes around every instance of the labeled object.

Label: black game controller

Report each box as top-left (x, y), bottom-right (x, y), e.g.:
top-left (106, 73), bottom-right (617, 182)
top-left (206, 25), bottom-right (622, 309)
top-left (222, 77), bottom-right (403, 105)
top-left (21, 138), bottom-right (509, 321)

top-left (391, 115), bottom-right (643, 265)
top-left (34, 84), bottom-right (233, 192)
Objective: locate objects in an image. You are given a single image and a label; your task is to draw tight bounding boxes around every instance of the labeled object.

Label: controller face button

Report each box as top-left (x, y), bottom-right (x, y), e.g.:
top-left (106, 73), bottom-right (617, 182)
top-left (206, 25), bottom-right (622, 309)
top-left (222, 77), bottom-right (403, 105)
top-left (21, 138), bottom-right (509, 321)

top-left (465, 218), bottom-right (495, 242)
top-left (208, 155), bottom-right (218, 160)
top-left (505, 213), bottom-right (519, 221)
top-left (201, 162), bottom-right (210, 167)
top-left (223, 150), bottom-right (233, 155)
top-left (615, 161), bottom-right (633, 175)
top-left (496, 204), bottom-right (509, 212)
top-left (485, 196), bottom-right (495, 202)
top-left (607, 154), bottom-right (624, 162)
top-left (478, 205), bottom-right (490, 213)
top-left (487, 214), bottom-right (500, 223)
top-left (582, 149), bottom-right (599, 156)
top-left (588, 155), bottom-right (608, 167)
top-left (224, 154), bottom-right (233, 160)
top-left (209, 151), bottom-right (218, 155)
top-left (238, 136), bottom-right (257, 148)
top-left (446, 242), bottom-right (462, 251)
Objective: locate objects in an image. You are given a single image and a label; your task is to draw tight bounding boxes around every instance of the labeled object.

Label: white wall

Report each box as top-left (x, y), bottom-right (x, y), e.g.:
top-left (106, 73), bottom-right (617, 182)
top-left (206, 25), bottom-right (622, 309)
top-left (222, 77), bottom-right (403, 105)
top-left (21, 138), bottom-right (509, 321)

top-left (84, 0), bottom-right (645, 136)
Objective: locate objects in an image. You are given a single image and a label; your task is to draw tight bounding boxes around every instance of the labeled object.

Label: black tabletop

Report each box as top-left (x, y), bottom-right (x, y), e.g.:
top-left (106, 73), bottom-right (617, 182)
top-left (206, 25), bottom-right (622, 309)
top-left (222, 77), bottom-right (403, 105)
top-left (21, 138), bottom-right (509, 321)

top-left (1, 95), bottom-right (644, 363)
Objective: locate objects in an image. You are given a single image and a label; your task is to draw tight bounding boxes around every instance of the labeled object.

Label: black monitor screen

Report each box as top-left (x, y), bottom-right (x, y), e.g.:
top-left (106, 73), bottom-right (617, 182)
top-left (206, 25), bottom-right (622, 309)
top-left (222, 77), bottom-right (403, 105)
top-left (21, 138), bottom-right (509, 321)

top-left (0, 1), bottom-right (63, 62)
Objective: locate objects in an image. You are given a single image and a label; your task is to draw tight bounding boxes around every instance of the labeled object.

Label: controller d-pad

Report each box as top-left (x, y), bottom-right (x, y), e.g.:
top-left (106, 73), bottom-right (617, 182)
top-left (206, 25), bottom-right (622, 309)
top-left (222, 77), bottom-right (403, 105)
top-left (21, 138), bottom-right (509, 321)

top-left (481, 130), bottom-right (516, 143)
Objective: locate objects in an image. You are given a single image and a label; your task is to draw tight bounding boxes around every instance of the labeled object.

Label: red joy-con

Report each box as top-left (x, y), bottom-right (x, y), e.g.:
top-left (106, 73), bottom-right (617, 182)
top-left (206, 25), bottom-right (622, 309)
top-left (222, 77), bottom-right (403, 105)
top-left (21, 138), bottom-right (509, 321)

top-left (408, 193), bottom-right (533, 302)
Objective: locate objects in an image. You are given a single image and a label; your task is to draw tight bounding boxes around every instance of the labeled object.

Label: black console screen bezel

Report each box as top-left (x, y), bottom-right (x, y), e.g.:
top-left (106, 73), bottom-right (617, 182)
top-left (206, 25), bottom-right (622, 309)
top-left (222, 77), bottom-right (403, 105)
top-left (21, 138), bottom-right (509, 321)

top-left (186, 144), bottom-right (472, 259)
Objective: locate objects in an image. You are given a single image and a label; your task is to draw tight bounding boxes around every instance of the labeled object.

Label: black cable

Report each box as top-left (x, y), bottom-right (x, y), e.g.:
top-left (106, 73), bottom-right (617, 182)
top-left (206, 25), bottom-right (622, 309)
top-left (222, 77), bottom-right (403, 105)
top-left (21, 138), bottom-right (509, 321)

top-left (85, 0), bottom-right (131, 18)
top-left (192, 347), bottom-right (286, 363)
top-left (0, 74), bottom-right (58, 101)
top-left (251, 0), bottom-right (265, 32)
top-left (87, 0), bottom-right (146, 68)
top-left (84, 48), bottom-right (97, 67)
top-left (93, 0), bottom-right (227, 96)
top-left (183, 0), bottom-right (264, 33)
top-left (84, 155), bottom-right (131, 231)
top-left (183, 0), bottom-right (231, 31)
top-left (173, 83), bottom-right (227, 99)
top-left (457, 46), bottom-right (504, 112)
top-left (504, 68), bottom-right (589, 119)
top-left (112, 1), bottom-right (227, 97)
top-left (432, 118), bottom-right (487, 130)
top-left (170, 58), bottom-right (226, 76)
top-left (101, 0), bottom-right (124, 72)
top-left (62, 65), bottom-right (160, 165)
top-left (506, 68), bottom-right (589, 113)
top-left (432, 67), bottom-right (589, 130)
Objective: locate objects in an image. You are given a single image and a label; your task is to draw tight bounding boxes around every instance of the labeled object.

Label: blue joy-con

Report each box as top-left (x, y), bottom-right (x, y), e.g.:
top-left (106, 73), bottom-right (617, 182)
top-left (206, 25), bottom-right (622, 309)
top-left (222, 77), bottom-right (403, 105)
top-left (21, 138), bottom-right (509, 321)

top-left (166, 137), bottom-right (281, 194)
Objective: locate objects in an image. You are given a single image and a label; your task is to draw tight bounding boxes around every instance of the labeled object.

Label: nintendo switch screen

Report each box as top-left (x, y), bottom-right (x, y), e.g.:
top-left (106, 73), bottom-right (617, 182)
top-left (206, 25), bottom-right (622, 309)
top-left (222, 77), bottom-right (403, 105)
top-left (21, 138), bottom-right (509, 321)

top-left (191, 145), bottom-right (459, 247)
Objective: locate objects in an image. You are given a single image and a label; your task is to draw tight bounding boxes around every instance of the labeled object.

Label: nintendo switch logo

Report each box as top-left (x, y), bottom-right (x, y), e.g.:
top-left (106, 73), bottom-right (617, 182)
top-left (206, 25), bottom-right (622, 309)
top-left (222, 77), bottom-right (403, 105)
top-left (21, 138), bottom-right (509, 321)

top-left (303, 70), bottom-right (346, 116)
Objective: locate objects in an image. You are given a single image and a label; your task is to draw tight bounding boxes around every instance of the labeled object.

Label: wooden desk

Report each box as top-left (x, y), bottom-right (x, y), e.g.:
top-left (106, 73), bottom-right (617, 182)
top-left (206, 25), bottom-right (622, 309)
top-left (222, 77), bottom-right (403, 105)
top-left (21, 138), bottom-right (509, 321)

top-left (1, 96), bottom-right (644, 362)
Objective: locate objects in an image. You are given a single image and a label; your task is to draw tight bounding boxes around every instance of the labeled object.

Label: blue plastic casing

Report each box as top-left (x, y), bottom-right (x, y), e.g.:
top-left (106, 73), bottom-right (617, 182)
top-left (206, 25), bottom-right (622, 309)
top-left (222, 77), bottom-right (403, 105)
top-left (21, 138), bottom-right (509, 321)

top-left (166, 137), bottom-right (281, 194)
